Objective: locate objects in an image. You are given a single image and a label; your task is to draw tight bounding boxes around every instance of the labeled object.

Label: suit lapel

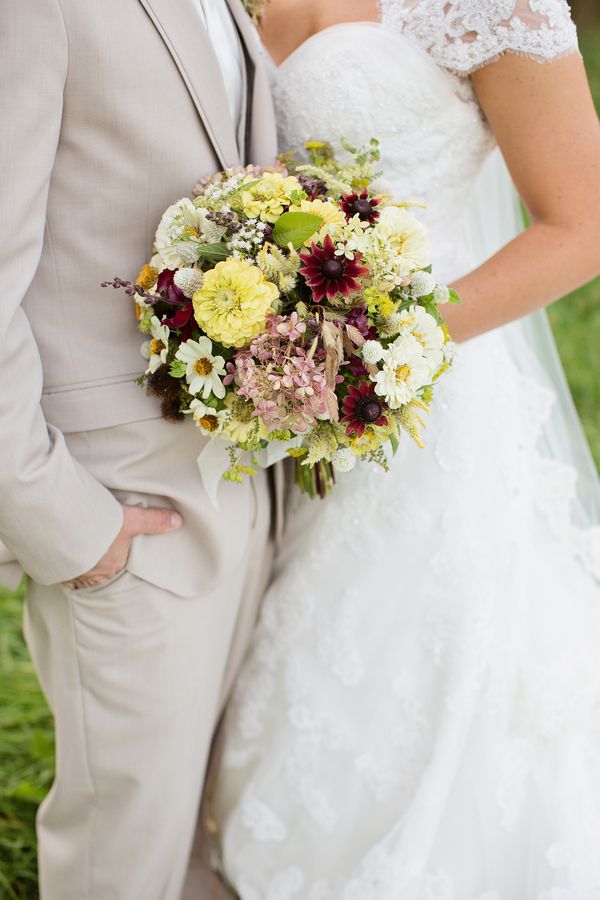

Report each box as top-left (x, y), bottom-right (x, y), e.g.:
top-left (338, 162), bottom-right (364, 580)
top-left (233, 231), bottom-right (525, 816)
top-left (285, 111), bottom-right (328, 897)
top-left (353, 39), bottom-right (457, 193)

top-left (138, 0), bottom-right (240, 169)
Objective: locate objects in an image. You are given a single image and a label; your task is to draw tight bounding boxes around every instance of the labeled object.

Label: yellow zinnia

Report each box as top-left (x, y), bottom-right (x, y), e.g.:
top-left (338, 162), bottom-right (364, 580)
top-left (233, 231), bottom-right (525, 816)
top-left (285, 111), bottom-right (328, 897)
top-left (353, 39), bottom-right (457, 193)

top-left (193, 257), bottom-right (279, 348)
top-left (240, 172), bottom-right (301, 223)
top-left (290, 198), bottom-right (345, 244)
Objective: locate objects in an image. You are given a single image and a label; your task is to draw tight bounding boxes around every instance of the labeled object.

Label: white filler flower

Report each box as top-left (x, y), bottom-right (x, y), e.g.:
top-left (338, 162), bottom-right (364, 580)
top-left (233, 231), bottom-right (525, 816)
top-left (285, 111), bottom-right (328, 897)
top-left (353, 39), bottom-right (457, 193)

top-left (141, 316), bottom-right (170, 374)
top-left (362, 340), bottom-right (385, 364)
top-left (373, 334), bottom-right (432, 408)
top-left (332, 447), bottom-right (357, 473)
top-left (409, 270), bottom-right (436, 297)
top-left (174, 267), bottom-right (204, 298)
top-left (433, 284), bottom-right (450, 304)
top-left (175, 337), bottom-right (226, 399)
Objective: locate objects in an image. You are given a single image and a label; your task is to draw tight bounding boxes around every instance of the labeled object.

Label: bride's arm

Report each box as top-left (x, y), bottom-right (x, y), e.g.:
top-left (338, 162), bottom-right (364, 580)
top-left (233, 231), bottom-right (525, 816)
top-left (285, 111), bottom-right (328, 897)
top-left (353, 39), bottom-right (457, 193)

top-left (444, 52), bottom-right (600, 343)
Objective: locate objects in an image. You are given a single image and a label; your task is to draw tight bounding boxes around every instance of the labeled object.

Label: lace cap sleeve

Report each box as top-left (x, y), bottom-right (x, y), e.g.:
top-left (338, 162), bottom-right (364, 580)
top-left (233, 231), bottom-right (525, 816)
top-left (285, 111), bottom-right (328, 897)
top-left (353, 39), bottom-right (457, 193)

top-left (381, 0), bottom-right (580, 76)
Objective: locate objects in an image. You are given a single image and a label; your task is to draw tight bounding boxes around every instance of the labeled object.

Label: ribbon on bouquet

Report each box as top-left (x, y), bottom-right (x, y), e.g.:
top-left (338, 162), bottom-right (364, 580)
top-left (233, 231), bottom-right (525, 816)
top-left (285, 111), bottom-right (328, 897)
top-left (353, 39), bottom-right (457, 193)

top-left (197, 436), bottom-right (301, 509)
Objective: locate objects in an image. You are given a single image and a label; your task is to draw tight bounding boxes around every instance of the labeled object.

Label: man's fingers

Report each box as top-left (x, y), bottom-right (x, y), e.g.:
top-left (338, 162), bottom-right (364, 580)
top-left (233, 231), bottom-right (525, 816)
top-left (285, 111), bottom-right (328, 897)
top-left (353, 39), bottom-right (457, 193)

top-left (123, 506), bottom-right (183, 537)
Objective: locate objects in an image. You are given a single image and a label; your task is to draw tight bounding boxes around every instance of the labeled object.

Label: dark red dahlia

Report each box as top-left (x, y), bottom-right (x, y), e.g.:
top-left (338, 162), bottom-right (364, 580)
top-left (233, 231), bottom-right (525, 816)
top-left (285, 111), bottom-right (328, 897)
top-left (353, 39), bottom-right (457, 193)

top-left (299, 235), bottom-right (369, 303)
top-left (340, 190), bottom-right (381, 224)
top-left (341, 381), bottom-right (388, 437)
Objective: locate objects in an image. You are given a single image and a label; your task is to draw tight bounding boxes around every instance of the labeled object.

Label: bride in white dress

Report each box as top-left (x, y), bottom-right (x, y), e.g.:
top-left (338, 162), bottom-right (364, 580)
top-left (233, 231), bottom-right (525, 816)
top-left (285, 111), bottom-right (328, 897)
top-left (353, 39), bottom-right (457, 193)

top-left (213, 2), bottom-right (600, 897)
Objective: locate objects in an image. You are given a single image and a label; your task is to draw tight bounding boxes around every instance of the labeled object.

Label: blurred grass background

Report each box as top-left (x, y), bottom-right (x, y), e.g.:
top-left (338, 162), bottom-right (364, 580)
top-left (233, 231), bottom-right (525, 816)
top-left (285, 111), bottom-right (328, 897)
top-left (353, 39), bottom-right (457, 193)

top-left (547, 24), bottom-right (600, 465)
top-left (1, 18), bottom-right (600, 900)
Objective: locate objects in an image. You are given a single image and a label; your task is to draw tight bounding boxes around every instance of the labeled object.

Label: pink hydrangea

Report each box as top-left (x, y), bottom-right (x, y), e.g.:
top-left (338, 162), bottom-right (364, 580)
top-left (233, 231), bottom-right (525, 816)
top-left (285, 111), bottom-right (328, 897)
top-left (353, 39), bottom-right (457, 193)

top-left (229, 327), bottom-right (334, 433)
top-left (268, 311), bottom-right (306, 342)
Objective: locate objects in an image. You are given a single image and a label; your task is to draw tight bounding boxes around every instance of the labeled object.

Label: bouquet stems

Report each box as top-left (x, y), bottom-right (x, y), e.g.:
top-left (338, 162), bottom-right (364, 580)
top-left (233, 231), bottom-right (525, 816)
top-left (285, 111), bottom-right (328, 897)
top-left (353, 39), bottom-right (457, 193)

top-left (295, 459), bottom-right (336, 499)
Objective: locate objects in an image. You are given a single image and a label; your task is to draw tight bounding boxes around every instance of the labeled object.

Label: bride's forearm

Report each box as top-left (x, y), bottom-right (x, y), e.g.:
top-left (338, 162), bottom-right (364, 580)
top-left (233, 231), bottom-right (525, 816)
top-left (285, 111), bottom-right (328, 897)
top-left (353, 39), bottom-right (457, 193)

top-left (450, 51), bottom-right (600, 344)
top-left (446, 220), bottom-right (600, 343)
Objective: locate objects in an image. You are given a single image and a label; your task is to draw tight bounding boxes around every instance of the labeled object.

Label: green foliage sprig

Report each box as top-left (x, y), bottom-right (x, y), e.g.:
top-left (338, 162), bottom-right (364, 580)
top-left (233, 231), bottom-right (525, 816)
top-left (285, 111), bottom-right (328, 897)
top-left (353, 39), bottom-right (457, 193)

top-left (240, 0), bottom-right (268, 25)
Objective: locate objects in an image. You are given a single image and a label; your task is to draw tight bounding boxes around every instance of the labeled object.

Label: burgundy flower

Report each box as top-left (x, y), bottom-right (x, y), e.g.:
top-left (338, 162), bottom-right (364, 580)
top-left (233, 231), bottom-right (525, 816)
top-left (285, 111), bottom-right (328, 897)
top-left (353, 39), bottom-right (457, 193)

top-left (346, 306), bottom-right (377, 341)
top-left (340, 190), bottom-right (381, 224)
top-left (299, 235), bottom-right (369, 303)
top-left (341, 381), bottom-right (388, 437)
top-left (156, 270), bottom-right (196, 337)
top-left (157, 269), bottom-right (186, 305)
top-left (346, 353), bottom-right (369, 379)
top-left (298, 174), bottom-right (327, 200)
top-left (162, 302), bottom-right (195, 340)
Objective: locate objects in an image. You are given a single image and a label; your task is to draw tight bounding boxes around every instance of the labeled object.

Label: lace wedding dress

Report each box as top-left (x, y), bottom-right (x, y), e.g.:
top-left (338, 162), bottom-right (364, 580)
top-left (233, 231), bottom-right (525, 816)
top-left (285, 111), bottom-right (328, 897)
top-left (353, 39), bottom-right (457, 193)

top-left (214, 3), bottom-right (600, 897)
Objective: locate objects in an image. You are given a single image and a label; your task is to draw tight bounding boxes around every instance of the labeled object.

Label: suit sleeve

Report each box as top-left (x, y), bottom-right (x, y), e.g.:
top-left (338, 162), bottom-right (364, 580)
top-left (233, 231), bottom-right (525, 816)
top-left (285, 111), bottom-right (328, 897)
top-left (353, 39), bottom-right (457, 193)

top-left (0, 0), bottom-right (124, 585)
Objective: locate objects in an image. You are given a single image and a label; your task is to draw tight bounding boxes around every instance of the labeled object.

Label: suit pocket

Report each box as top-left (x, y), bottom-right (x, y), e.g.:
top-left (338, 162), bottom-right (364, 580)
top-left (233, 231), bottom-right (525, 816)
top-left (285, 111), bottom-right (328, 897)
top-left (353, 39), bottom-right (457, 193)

top-left (68, 568), bottom-right (177, 651)
top-left (69, 567), bottom-right (129, 599)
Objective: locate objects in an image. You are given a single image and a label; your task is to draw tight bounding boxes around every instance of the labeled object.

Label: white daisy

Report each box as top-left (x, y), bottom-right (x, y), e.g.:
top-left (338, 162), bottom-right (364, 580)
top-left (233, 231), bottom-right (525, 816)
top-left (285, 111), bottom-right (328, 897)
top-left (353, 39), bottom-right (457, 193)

top-left (372, 334), bottom-right (432, 408)
top-left (398, 304), bottom-right (444, 372)
top-left (189, 399), bottom-right (228, 436)
top-left (175, 337), bottom-right (226, 399)
top-left (141, 316), bottom-right (170, 374)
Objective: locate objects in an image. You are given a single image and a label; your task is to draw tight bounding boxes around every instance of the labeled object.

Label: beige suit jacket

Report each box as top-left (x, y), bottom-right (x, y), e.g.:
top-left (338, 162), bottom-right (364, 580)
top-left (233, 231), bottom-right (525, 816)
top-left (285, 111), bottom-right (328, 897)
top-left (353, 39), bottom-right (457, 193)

top-left (0, 0), bottom-right (278, 590)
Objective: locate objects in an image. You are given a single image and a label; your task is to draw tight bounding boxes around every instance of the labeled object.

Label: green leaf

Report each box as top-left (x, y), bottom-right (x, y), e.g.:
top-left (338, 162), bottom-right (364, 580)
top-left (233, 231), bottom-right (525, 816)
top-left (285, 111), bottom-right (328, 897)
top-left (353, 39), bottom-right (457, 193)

top-left (233, 177), bottom-right (262, 194)
top-left (197, 243), bottom-right (232, 263)
top-left (448, 288), bottom-right (461, 304)
top-left (389, 432), bottom-right (400, 457)
top-left (272, 211), bottom-right (323, 249)
top-left (168, 359), bottom-right (187, 379)
top-left (421, 300), bottom-right (443, 324)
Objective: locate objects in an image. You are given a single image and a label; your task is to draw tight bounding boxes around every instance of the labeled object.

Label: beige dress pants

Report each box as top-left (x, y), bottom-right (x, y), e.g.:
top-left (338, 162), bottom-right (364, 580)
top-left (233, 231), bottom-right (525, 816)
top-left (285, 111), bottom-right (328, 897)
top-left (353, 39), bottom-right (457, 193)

top-left (23, 418), bottom-right (273, 900)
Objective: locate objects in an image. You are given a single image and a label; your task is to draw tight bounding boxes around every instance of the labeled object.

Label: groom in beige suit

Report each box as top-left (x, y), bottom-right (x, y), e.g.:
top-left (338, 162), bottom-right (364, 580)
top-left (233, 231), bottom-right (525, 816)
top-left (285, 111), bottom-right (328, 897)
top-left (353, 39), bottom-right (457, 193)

top-left (0, 0), bottom-right (277, 897)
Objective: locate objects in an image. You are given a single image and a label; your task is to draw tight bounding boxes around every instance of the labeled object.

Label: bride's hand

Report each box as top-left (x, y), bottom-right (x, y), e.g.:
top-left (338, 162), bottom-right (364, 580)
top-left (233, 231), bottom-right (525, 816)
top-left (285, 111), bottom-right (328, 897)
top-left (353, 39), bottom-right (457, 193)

top-left (445, 51), bottom-right (600, 343)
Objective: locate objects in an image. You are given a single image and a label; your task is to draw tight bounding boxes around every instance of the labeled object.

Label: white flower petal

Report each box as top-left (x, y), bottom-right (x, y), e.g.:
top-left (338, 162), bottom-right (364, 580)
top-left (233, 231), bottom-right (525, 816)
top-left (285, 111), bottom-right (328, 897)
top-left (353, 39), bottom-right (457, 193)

top-left (212, 378), bottom-right (226, 400)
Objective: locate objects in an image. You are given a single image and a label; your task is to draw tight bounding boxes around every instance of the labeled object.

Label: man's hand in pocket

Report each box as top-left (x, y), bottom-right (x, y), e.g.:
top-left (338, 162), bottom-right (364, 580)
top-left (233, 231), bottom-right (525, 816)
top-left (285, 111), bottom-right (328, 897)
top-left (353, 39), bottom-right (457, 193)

top-left (66, 506), bottom-right (183, 590)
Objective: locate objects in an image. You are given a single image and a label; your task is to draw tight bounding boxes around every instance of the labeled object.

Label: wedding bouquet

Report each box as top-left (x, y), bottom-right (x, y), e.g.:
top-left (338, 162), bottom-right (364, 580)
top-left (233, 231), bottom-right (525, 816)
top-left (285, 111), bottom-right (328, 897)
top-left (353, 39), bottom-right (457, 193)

top-left (104, 140), bottom-right (457, 498)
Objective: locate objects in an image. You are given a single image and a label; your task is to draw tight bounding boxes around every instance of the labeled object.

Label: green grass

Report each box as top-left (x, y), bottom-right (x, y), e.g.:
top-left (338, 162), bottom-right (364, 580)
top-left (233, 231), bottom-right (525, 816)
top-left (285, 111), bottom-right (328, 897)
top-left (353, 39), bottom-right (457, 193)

top-left (547, 26), bottom-right (600, 468)
top-left (0, 585), bottom-right (53, 899)
top-left (549, 278), bottom-right (600, 467)
top-left (1, 28), bottom-right (600, 900)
